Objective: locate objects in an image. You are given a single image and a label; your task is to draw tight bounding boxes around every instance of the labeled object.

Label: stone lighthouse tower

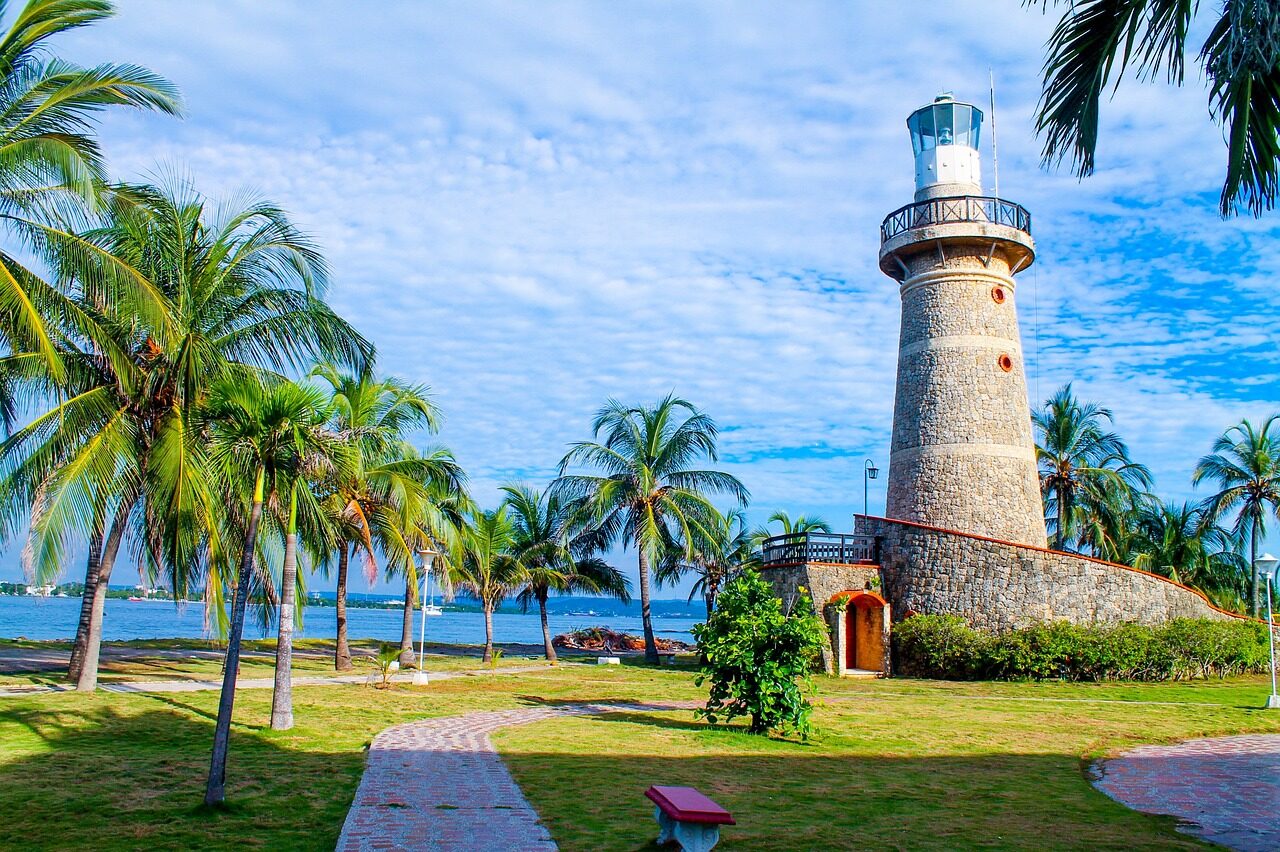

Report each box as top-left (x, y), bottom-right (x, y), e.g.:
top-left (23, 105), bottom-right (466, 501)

top-left (877, 94), bottom-right (1047, 547)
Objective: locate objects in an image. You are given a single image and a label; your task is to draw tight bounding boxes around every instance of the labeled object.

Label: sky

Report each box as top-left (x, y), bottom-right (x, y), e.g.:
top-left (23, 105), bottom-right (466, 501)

top-left (5, 1), bottom-right (1279, 595)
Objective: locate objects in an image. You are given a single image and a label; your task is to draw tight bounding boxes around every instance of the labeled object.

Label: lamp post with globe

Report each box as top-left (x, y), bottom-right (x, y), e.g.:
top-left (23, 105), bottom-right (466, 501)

top-left (414, 547), bottom-right (437, 686)
top-left (1255, 552), bottom-right (1279, 709)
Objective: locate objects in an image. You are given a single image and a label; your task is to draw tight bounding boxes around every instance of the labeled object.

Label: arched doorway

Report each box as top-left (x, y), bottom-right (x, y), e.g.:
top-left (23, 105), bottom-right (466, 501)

top-left (842, 592), bottom-right (887, 673)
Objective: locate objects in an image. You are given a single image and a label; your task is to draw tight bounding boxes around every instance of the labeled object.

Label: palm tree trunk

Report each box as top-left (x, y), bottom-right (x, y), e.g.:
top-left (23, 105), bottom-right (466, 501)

top-left (335, 543), bottom-right (352, 670)
top-left (75, 496), bottom-right (134, 692)
top-left (67, 523), bottom-right (105, 682)
top-left (399, 577), bottom-right (415, 667)
top-left (637, 548), bottom-right (659, 664)
top-left (538, 590), bottom-right (556, 663)
top-left (270, 488), bottom-right (298, 731)
top-left (482, 603), bottom-right (494, 663)
top-left (205, 467), bottom-right (265, 807)
top-left (1056, 483), bottom-right (1069, 550)
top-left (1251, 521), bottom-right (1260, 618)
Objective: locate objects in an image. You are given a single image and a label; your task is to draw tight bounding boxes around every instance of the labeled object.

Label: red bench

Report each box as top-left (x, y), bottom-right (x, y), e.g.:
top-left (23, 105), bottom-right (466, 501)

top-left (644, 785), bottom-right (735, 851)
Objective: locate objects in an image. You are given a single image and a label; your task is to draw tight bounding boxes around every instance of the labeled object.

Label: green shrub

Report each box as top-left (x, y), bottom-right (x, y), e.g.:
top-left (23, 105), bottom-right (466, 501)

top-left (893, 614), bottom-right (1271, 682)
top-left (693, 570), bottom-right (827, 737)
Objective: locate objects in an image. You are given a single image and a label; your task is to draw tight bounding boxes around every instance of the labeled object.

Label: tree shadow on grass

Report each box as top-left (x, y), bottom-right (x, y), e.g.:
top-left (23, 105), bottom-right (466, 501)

top-left (0, 703), bottom-right (362, 851)
top-left (498, 747), bottom-right (1210, 852)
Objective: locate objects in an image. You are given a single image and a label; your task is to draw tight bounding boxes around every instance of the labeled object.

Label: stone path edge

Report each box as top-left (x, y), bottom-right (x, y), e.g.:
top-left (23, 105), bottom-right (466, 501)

top-left (336, 700), bottom-right (701, 852)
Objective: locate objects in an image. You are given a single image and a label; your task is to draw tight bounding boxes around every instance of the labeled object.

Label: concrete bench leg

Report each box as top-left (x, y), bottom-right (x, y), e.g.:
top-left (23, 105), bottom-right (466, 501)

top-left (672, 821), bottom-right (721, 852)
top-left (655, 805), bottom-right (677, 845)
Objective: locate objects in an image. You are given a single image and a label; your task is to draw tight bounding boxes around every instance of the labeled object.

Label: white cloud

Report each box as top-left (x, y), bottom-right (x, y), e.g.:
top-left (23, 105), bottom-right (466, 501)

top-left (16, 0), bottom-right (1276, 593)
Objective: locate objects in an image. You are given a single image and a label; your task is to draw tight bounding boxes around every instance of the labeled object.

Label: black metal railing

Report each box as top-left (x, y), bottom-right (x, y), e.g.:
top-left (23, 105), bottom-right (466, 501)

top-left (761, 532), bottom-right (878, 566)
top-left (880, 195), bottom-right (1031, 243)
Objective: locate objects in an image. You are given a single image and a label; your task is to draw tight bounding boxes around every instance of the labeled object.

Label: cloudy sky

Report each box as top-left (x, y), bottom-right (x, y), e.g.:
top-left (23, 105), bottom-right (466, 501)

top-left (7, 1), bottom-right (1279, 593)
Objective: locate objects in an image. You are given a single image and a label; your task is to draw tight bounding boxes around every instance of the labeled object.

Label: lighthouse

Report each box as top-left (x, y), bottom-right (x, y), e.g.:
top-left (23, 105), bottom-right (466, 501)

top-left (877, 94), bottom-right (1047, 547)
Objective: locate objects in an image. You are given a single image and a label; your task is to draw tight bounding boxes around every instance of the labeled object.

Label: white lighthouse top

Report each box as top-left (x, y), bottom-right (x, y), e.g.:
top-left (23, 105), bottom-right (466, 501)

top-left (908, 93), bottom-right (983, 201)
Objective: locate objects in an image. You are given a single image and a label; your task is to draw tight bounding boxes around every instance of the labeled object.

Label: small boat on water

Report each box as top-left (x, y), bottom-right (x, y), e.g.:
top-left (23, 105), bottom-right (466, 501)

top-left (424, 603), bottom-right (444, 617)
top-left (127, 596), bottom-right (145, 602)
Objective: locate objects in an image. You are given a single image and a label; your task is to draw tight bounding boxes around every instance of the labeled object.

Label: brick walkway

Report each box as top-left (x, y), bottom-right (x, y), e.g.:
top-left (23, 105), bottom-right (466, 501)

top-left (336, 701), bottom-right (698, 852)
top-left (1091, 734), bottom-right (1280, 852)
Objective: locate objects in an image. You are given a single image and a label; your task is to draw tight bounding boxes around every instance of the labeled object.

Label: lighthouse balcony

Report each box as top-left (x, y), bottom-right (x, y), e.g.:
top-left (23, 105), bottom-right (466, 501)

top-left (761, 531), bottom-right (879, 567)
top-left (878, 194), bottom-right (1035, 280)
top-left (880, 195), bottom-right (1031, 243)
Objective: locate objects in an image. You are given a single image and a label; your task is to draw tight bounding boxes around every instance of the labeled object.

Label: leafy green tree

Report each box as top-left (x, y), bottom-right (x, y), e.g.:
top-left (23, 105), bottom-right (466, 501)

top-left (502, 482), bottom-right (630, 661)
top-left (749, 509), bottom-right (832, 551)
top-left (554, 395), bottom-right (748, 663)
top-left (1032, 0), bottom-right (1280, 215)
top-left (692, 569), bottom-right (826, 737)
top-left (1034, 384), bottom-right (1152, 552)
top-left (0, 182), bottom-right (370, 691)
top-left (0, 0), bottom-right (181, 378)
top-left (309, 363), bottom-right (462, 669)
top-left (450, 506), bottom-right (526, 663)
top-left (1194, 415), bottom-right (1280, 616)
top-left (660, 506), bottom-right (759, 619)
top-left (199, 377), bottom-right (337, 805)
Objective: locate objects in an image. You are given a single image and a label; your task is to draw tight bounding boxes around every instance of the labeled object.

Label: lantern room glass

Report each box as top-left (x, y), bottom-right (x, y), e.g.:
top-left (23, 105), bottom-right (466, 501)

top-left (909, 101), bottom-right (983, 153)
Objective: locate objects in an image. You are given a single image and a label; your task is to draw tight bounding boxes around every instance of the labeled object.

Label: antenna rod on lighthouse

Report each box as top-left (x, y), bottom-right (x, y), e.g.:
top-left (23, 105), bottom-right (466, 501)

top-left (989, 68), bottom-right (1000, 198)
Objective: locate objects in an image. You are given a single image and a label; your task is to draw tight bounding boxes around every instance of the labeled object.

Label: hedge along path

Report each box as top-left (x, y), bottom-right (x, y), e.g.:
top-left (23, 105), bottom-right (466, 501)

top-left (337, 701), bottom-right (700, 852)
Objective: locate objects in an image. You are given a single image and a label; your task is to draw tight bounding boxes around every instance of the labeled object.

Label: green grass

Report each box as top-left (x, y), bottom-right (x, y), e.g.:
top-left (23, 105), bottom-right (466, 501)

top-left (497, 676), bottom-right (1280, 850)
top-left (1, 655), bottom-right (1277, 851)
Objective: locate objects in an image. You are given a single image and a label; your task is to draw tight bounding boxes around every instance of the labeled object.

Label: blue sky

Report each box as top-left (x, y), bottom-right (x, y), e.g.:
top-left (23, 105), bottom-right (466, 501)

top-left (5, 1), bottom-right (1279, 595)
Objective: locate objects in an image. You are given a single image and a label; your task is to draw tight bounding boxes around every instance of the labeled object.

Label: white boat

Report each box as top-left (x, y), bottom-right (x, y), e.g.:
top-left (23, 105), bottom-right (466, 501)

top-left (424, 603), bottom-right (444, 617)
top-left (423, 570), bottom-right (444, 616)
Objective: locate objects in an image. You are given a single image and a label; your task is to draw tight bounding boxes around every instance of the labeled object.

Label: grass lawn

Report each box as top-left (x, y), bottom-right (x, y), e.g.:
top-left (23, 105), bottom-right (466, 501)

top-left (1, 658), bottom-right (1277, 851)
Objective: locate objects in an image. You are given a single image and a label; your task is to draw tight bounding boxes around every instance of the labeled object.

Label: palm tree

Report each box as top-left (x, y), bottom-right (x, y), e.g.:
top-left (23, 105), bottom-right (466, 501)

top-left (0, 181), bottom-right (371, 691)
top-left (1032, 0), bottom-right (1280, 215)
top-left (553, 395), bottom-right (748, 663)
top-left (200, 376), bottom-right (339, 805)
top-left (501, 483), bottom-right (630, 662)
top-left (451, 506), bottom-right (525, 663)
top-left (265, 419), bottom-right (354, 731)
top-left (1193, 416), bottom-right (1280, 616)
top-left (0, 0), bottom-right (182, 379)
top-left (309, 364), bottom-right (463, 670)
top-left (660, 506), bottom-right (759, 619)
top-left (1131, 501), bottom-right (1246, 597)
top-left (750, 509), bottom-right (832, 548)
top-left (1034, 385), bottom-right (1152, 552)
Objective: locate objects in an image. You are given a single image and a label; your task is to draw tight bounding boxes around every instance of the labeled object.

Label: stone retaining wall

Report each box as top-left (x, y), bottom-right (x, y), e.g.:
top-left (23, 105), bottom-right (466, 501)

top-left (855, 515), bottom-right (1238, 631)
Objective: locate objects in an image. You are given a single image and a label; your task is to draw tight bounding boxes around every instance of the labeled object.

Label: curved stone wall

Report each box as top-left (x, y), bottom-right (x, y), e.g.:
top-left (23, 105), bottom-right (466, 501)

top-left (856, 515), bottom-right (1239, 631)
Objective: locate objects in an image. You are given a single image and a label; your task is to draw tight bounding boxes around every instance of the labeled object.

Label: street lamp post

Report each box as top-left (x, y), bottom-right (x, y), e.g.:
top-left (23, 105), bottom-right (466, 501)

top-left (1256, 553), bottom-right (1279, 710)
top-left (863, 459), bottom-right (879, 518)
top-left (414, 547), bottom-right (437, 687)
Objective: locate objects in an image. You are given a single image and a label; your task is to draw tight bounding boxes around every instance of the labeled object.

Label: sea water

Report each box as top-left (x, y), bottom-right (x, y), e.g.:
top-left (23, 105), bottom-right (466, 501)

top-left (0, 595), bottom-right (701, 646)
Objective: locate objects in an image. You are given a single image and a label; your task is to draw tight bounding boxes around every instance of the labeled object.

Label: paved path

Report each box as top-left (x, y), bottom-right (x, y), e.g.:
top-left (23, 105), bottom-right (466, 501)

top-left (1092, 734), bottom-right (1280, 852)
top-left (0, 665), bottom-right (546, 697)
top-left (337, 701), bottom-right (699, 852)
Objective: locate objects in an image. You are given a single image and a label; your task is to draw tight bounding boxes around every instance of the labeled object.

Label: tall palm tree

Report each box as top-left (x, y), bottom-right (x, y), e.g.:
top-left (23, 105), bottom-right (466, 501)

top-left (1034, 384), bottom-right (1152, 552)
top-left (309, 363), bottom-right (463, 669)
top-left (0, 181), bottom-right (371, 691)
top-left (265, 419), bottom-right (354, 731)
top-left (1193, 415), bottom-right (1280, 616)
top-left (660, 506), bottom-right (759, 619)
top-left (1131, 501), bottom-right (1246, 596)
top-left (502, 483), bottom-right (630, 662)
top-left (1032, 0), bottom-right (1280, 215)
top-left (199, 376), bottom-right (338, 805)
top-left (553, 395), bottom-right (748, 663)
top-left (0, 0), bottom-right (182, 380)
top-left (451, 506), bottom-right (525, 663)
